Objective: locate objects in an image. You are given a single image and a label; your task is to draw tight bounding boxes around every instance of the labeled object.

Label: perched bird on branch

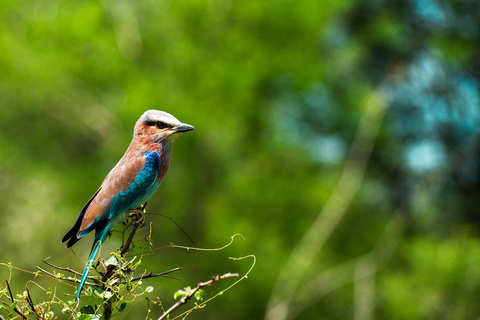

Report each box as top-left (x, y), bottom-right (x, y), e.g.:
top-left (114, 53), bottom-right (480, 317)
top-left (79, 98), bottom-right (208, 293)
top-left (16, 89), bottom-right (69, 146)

top-left (62, 110), bottom-right (194, 302)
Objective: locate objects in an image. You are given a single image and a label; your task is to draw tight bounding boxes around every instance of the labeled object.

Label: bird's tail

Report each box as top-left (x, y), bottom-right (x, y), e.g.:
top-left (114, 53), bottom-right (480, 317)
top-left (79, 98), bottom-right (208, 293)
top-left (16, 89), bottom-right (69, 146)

top-left (75, 236), bottom-right (104, 302)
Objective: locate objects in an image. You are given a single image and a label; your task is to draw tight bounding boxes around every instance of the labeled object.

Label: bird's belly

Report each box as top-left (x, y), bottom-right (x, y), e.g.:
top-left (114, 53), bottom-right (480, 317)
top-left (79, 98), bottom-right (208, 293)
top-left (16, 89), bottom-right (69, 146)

top-left (130, 181), bottom-right (160, 209)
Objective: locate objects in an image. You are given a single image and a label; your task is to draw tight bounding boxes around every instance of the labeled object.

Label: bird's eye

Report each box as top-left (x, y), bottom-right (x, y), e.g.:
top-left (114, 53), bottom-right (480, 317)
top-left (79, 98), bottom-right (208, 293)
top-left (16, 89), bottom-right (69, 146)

top-left (156, 122), bottom-right (168, 129)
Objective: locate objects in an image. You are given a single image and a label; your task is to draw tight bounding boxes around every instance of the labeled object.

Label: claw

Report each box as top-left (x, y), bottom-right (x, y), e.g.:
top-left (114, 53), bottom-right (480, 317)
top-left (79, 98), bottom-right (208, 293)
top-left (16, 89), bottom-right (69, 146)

top-left (126, 203), bottom-right (147, 227)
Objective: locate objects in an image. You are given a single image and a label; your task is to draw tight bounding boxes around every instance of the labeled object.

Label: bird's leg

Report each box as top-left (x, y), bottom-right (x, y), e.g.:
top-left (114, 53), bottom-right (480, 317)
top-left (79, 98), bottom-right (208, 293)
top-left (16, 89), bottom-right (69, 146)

top-left (126, 202), bottom-right (147, 227)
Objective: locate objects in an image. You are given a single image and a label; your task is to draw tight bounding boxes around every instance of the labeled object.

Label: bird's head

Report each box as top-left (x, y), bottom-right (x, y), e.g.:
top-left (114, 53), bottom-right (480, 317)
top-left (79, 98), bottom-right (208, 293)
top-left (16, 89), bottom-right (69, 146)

top-left (134, 110), bottom-right (195, 145)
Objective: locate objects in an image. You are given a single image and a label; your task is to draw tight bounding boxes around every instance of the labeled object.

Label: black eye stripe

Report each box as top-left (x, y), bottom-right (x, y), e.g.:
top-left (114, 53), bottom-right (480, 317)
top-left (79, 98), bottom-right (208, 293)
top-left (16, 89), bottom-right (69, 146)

top-left (156, 122), bottom-right (169, 129)
top-left (145, 120), bottom-right (171, 129)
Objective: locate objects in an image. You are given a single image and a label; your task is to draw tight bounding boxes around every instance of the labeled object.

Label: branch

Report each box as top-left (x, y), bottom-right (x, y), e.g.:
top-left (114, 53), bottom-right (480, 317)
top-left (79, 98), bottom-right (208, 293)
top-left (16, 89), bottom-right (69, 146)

top-left (121, 223), bottom-right (139, 257)
top-left (102, 217), bottom-right (143, 293)
top-left (5, 280), bottom-right (27, 319)
top-left (158, 273), bottom-right (239, 320)
top-left (146, 212), bottom-right (196, 248)
top-left (35, 266), bottom-right (100, 288)
top-left (42, 258), bottom-right (84, 277)
top-left (25, 286), bottom-right (41, 319)
top-left (126, 267), bottom-right (182, 283)
top-left (0, 301), bottom-right (26, 319)
top-left (103, 206), bottom-right (147, 320)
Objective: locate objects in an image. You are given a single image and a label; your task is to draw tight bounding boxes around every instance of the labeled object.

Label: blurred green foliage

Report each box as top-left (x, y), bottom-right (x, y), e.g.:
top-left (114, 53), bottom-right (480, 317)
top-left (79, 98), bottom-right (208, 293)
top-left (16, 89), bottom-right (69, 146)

top-left (1, 0), bottom-right (480, 319)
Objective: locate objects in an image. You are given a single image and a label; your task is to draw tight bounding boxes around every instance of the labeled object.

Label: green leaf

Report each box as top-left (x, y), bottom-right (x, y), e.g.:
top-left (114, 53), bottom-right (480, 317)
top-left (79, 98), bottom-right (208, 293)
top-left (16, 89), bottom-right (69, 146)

top-left (8, 301), bottom-right (17, 313)
top-left (104, 255), bottom-right (118, 267)
top-left (94, 289), bottom-right (112, 299)
top-left (86, 286), bottom-right (93, 295)
top-left (174, 289), bottom-right (187, 300)
top-left (133, 258), bottom-right (142, 268)
top-left (79, 305), bottom-right (95, 314)
top-left (94, 289), bottom-right (104, 297)
top-left (194, 289), bottom-right (205, 301)
top-left (118, 302), bottom-right (127, 312)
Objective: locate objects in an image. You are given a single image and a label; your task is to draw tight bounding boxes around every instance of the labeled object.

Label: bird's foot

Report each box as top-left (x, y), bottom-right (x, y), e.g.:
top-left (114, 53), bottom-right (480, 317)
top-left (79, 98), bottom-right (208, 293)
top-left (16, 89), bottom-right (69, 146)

top-left (127, 203), bottom-right (147, 227)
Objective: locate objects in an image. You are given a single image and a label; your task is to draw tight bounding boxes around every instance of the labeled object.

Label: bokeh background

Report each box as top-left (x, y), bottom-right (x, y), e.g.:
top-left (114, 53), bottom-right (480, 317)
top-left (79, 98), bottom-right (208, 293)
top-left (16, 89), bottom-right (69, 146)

top-left (1, 0), bottom-right (480, 319)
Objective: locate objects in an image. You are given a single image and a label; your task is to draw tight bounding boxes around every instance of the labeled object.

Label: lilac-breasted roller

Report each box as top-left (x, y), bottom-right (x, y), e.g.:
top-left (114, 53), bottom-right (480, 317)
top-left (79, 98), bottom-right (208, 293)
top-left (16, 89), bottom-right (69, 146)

top-left (62, 110), bottom-right (194, 301)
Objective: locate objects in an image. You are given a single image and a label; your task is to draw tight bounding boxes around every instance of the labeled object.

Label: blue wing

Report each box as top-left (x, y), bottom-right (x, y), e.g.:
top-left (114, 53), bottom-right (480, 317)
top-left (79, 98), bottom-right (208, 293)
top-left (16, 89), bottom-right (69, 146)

top-left (107, 150), bottom-right (161, 220)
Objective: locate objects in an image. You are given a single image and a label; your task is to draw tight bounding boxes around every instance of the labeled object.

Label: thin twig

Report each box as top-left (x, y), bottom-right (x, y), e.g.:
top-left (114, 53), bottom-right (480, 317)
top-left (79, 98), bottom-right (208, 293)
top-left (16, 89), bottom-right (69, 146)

top-left (147, 212), bottom-right (196, 248)
top-left (1, 301), bottom-right (28, 319)
top-left (5, 280), bottom-right (27, 319)
top-left (126, 267), bottom-right (182, 283)
top-left (35, 266), bottom-right (99, 287)
top-left (25, 286), bottom-right (41, 319)
top-left (121, 224), bottom-right (139, 257)
top-left (120, 205), bottom-right (148, 257)
top-left (158, 273), bottom-right (239, 320)
top-left (5, 280), bottom-right (15, 303)
top-left (50, 286), bottom-right (56, 308)
top-left (131, 234), bottom-right (151, 245)
top-left (1, 301), bottom-right (27, 318)
top-left (42, 258), bottom-right (84, 277)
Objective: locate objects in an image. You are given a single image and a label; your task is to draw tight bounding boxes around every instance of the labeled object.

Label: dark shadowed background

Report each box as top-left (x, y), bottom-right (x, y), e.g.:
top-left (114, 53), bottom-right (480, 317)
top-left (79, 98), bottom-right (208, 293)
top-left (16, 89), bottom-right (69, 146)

top-left (1, 0), bottom-right (480, 319)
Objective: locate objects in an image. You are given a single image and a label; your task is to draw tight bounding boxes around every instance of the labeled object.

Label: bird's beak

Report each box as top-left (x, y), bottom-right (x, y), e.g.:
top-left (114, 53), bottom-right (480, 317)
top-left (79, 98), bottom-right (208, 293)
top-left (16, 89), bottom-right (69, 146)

top-left (174, 123), bottom-right (195, 133)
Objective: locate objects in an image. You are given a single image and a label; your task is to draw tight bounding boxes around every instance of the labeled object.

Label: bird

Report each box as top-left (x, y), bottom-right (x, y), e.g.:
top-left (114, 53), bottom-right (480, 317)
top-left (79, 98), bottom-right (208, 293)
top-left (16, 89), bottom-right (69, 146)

top-left (62, 110), bottom-right (194, 302)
